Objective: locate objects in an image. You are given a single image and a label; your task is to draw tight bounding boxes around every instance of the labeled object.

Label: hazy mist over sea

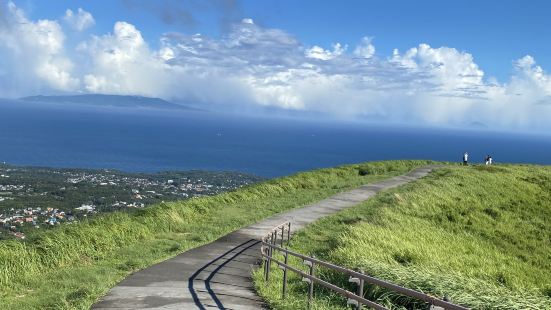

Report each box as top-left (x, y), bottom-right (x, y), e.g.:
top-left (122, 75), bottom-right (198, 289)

top-left (1, 99), bottom-right (549, 177)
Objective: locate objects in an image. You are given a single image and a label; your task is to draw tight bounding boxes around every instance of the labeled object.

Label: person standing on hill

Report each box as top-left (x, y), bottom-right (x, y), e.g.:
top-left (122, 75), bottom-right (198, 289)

top-left (488, 155), bottom-right (493, 165)
top-left (485, 155), bottom-right (490, 165)
top-left (463, 152), bottom-right (469, 165)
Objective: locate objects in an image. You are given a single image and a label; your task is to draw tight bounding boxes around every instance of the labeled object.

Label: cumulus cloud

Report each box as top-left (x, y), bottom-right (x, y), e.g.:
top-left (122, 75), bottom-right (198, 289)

top-left (0, 1), bottom-right (78, 96)
top-left (1, 1), bottom-right (551, 132)
top-left (64, 8), bottom-right (95, 31)
top-left (305, 43), bottom-right (346, 60)
top-left (353, 37), bottom-right (375, 58)
top-left (79, 21), bottom-right (174, 97)
top-left (512, 55), bottom-right (551, 95)
top-left (391, 44), bottom-right (485, 97)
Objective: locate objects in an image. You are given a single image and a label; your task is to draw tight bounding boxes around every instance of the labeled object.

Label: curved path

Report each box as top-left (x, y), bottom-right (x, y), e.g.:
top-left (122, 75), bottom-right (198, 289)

top-left (93, 166), bottom-right (436, 310)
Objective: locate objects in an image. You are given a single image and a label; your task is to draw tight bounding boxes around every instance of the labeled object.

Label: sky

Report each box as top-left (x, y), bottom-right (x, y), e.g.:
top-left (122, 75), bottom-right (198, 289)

top-left (1, 0), bottom-right (551, 133)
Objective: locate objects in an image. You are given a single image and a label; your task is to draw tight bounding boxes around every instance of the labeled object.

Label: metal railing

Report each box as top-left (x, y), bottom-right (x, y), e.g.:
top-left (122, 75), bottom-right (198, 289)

top-left (260, 221), bottom-right (469, 310)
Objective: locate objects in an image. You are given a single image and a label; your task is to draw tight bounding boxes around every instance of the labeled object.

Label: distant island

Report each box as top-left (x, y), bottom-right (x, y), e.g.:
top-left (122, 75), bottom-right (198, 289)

top-left (20, 94), bottom-right (194, 110)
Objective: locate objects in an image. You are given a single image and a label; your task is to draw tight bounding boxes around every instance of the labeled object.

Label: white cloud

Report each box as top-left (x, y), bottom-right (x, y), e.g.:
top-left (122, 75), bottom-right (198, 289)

top-left (80, 21), bottom-right (173, 96)
top-left (0, 1), bottom-right (78, 95)
top-left (305, 43), bottom-right (346, 60)
top-left (391, 44), bottom-right (484, 95)
top-left (353, 37), bottom-right (375, 58)
top-left (0, 3), bottom-right (550, 132)
top-left (64, 8), bottom-right (95, 31)
top-left (512, 55), bottom-right (551, 95)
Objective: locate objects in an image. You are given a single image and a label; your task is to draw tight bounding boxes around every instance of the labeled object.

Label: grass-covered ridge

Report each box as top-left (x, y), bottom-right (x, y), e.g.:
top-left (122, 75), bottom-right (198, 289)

top-left (254, 164), bottom-right (551, 309)
top-left (0, 160), bottom-right (431, 309)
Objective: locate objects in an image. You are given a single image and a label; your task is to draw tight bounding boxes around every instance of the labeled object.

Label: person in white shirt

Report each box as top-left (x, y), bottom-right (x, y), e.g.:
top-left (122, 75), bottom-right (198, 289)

top-left (463, 152), bottom-right (469, 165)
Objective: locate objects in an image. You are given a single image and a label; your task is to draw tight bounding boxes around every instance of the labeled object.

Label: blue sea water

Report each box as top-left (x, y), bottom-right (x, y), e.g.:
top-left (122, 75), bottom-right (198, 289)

top-left (0, 99), bottom-right (550, 177)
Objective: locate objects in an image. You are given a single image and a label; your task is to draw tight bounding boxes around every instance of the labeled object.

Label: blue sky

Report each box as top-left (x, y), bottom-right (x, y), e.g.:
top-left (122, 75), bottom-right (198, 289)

top-left (16, 0), bottom-right (551, 82)
top-left (1, 0), bottom-right (551, 132)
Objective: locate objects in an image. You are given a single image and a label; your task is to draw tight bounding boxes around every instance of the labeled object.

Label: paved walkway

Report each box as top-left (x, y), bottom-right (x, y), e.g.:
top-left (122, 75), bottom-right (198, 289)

top-left (92, 166), bottom-right (436, 310)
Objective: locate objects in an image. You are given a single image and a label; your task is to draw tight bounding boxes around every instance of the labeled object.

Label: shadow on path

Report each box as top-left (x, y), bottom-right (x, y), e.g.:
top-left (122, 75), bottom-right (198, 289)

top-left (188, 239), bottom-right (261, 310)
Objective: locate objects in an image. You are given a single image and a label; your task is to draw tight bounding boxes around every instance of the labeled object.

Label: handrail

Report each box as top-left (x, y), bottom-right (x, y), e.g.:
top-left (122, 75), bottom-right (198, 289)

top-left (260, 221), bottom-right (291, 248)
top-left (260, 222), bottom-right (470, 310)
top-left (262, 252), bottom-right (387, 310)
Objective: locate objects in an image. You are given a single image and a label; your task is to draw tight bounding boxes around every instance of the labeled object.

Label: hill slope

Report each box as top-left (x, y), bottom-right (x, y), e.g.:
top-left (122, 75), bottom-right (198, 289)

top-left (0, 160), bottom-right (430, 309)
top-left (254, 164), bottom-right (551, 309)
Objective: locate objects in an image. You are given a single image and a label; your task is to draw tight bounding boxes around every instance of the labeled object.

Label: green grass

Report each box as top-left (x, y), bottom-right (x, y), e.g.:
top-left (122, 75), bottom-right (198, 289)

top-left (254, 164), bottom-right (551, 310)
top-left (0, 160), bottom-right (431, 309)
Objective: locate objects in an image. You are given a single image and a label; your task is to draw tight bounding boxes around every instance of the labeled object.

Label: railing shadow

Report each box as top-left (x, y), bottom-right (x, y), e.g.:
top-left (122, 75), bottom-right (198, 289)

top-left (188, 239), bottom-right (261, 310)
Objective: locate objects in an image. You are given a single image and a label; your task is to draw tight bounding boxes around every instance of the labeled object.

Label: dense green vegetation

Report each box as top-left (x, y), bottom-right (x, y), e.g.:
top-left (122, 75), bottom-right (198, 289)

top-left (0, 160), bottom-right (430, 309)
top-left (254, 164), bottom-right (551, 309)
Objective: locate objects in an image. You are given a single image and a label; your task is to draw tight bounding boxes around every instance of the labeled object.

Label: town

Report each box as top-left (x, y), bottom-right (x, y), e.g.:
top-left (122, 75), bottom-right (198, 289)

top-left (0, 163), bottom-right (263, 240)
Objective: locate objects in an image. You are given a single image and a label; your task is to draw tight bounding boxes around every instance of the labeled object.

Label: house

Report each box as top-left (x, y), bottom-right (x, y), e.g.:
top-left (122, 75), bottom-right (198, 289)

top-left (75, 204), bottom-right (95, 212)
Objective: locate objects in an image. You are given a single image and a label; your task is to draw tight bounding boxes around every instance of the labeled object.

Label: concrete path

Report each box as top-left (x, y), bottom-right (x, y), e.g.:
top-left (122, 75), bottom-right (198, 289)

top-left (92, 166), bottom-right (436, 310)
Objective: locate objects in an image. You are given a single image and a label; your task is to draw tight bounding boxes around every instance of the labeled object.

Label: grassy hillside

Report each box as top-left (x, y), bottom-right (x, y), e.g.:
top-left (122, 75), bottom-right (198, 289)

top-left (253, 164), bottom-right (551, 309)
top-left (0, 160), bottom-right (431, 309)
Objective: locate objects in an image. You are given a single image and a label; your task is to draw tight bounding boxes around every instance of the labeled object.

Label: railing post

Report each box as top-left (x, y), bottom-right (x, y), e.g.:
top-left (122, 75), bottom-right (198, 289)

top-left (357, 269), bottom-right (365, 310)
top-left (263, 238), bottom-right (269, 281)
top-left (287, 222), bottom-right (291, 244)
top-left (282, 251), bottom-right (289, 299)
top-left (280, 225), bottom-right (285, 247)
top-left (348, 269), bottom-right (365, 309)
top-left (358, 278), bottom-right (364, 310)
top-left (309, 259), bottom-right (315, 309)
top-left (302, 257), bottom-right (315, 309)
top-left (266, 233), bottom-right (275, 281)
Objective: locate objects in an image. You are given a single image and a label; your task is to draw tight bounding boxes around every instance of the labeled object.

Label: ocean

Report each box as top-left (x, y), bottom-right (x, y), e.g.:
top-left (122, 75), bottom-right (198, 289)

top-left (1, 99), bottom-right (550, 177)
